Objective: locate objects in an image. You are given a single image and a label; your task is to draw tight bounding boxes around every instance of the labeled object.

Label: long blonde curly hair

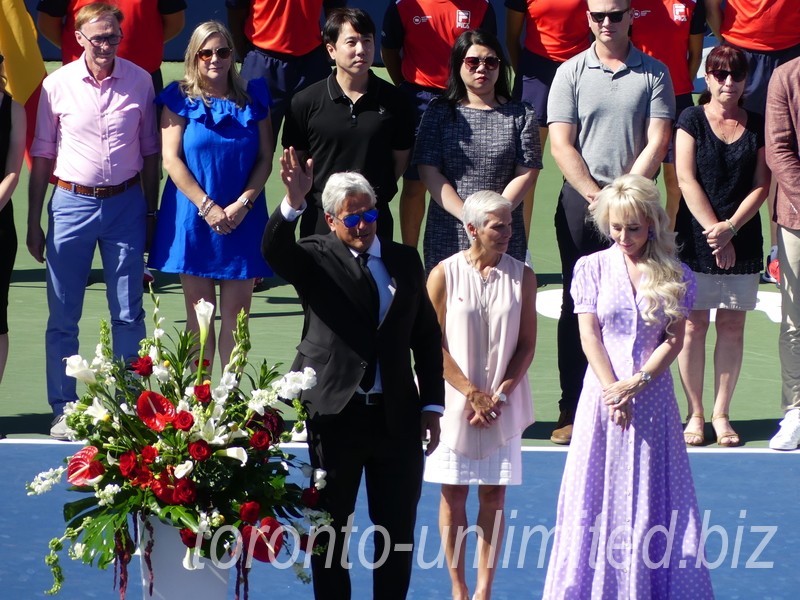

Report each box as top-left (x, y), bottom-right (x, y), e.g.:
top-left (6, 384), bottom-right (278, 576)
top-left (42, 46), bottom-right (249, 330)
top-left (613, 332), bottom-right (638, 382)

top-left (180, 21), bottom-right (249, 109)
top-left (591, 174), bottom-right (689, 334)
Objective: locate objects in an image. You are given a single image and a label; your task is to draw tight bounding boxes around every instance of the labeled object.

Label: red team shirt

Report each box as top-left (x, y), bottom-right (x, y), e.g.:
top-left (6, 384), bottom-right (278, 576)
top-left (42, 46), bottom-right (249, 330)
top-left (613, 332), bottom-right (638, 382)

top-left (720, 0), bottom-right (800, 52)
top-left (504, 0), bottom-right (590, 63)
top-left (382, 0), bottom-right (494, 89)
top-left (630, 0), bottom-right (706, 96)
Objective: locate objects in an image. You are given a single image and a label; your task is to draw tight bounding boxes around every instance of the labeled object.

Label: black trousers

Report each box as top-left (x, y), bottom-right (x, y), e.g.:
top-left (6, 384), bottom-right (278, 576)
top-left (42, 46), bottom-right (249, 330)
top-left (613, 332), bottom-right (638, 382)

top-left (554, 181), bottom-right (611, 413)
top-left (306, 400), bottom-right (423, 600)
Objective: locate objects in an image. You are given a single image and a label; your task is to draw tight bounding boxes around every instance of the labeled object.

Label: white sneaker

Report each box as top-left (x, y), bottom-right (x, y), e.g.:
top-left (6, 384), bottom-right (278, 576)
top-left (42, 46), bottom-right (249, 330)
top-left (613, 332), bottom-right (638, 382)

top-left (49, 414), bottom-right (70, 441)
top-left (769, 408), bottom-right (800, 450)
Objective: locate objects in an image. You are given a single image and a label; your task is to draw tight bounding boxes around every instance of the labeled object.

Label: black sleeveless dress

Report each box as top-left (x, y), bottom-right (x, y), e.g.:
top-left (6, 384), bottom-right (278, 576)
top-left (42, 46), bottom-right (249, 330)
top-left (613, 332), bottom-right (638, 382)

top-left (0, 93), bottom-right (18, 334)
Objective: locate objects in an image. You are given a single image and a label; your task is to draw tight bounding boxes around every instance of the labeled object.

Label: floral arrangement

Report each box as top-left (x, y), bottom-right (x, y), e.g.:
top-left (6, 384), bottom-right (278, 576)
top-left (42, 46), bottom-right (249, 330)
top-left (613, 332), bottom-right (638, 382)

top-left (27, 291), bottom-right (329, 599)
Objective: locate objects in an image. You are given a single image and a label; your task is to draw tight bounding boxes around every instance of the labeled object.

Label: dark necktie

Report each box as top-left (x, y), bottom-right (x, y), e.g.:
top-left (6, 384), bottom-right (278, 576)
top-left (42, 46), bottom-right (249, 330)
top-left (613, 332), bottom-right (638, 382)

top-left (356, 252), bottom-right (378, 392)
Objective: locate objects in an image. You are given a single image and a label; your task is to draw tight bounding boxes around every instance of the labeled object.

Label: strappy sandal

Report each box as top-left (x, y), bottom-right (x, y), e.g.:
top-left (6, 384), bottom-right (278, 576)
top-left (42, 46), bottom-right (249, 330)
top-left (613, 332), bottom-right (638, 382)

top-left (683, 413), bottom-right (705, 446)
top-left (711, 413), bottom-right (741, 447)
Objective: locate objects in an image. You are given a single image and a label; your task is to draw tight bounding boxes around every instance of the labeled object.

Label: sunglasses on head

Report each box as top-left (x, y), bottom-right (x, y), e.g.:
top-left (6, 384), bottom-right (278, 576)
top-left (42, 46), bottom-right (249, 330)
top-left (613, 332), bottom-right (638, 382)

top-left (338, 209), bottom-right (379, 228)
top-left (463, 56), bottom-right (501, 71)
top-left (589, 8), bottom-right (630, 23)
top-left (197, 47), bottom-right (233, 61)
top-left (709, 69), bottom-right (747, 83)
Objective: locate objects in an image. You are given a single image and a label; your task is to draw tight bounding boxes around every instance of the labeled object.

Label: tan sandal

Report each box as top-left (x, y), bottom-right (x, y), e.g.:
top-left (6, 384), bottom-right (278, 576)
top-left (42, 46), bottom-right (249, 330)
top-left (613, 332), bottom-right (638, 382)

top-left (711, 413), bottom-right (741, 447)
top-left (683, 413), bottom-right (705, 446)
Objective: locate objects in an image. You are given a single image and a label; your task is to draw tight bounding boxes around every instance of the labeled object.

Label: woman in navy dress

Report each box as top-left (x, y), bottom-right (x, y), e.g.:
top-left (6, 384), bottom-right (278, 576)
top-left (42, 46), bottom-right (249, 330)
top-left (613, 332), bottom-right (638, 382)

top-left (149, 21), bottom-right (273, 367)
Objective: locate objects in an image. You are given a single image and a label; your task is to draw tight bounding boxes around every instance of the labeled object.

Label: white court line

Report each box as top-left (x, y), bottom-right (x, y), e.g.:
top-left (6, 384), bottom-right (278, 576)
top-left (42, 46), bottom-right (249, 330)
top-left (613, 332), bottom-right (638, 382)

top-left (1, 439), bottom-right (796, 455)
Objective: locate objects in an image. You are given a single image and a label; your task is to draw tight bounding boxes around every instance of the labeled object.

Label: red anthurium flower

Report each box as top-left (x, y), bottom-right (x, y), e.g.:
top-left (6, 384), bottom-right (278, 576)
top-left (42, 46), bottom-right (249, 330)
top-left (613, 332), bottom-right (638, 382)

top-left (131, 356), bottom-right (153, 377)
top-left (137, 391), bottom-right (176, 431)
top-left (173, 411), bottom-right (194, 431)
top-left (141, 446), bottom-right (158, 464)
top-left (250, 431), bottom-right (270, 450)
top-left (240, 501), bottom-right (260, 525)
top-left (188, 440), bottom-right (211, 461)
top-left (151, 466), bottom-right (178, 504)
top-left (300, 487), bottom-right (319, 508)
top-left (67, 446), bottom-right (106, 487)
top-left (241, 517), bottom-right (283, 562)
top-left (194, 384), bottom-right (211, 403)
top-left (119, 449), bottom-right (137, 477)
top-left (179, 528), bottom-right (199, 548)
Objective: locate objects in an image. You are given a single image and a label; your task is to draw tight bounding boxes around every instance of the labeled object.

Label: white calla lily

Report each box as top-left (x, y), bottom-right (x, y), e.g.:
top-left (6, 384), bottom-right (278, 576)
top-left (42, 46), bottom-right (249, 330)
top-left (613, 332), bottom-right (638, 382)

top-left (214, 447), bottom-right (248, 466)
top-left (65, 355), bottom-right (96, 384)
top-left (194, 299), bottom-right (215, 347)
top-left (174, 460), bottom-right (194, 479)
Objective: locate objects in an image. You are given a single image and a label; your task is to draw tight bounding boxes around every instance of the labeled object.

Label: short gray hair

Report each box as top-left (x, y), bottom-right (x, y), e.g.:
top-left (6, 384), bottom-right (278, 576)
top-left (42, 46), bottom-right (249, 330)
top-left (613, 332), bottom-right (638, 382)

top-left (321, 172), bottom-right (377, 216)
top-left (462, 191), bottom-right (512, 235)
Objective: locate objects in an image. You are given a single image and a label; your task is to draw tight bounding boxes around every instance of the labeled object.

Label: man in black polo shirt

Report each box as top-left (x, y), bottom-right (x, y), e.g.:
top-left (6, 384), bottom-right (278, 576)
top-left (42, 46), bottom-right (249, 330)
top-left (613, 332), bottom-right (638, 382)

top-left (282, 7), bottom-right (414, 239)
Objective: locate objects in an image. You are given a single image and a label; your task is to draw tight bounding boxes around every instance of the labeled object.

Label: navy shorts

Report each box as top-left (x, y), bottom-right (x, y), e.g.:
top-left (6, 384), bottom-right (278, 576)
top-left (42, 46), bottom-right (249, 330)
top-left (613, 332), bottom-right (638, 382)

top-left (734, 41), bottom-right (800, 116)
top-left (512, 48), bottom-right (561, 128)
top-left (399, 80), bottom-right (442, 181)
top-left (665, 93), bottom-right (696, 164)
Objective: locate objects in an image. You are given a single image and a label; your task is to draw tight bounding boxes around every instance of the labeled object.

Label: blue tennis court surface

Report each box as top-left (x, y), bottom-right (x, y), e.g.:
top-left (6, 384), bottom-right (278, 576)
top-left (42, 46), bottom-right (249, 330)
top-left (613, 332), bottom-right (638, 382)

top-left (2, 441), bottom-right (798, 599)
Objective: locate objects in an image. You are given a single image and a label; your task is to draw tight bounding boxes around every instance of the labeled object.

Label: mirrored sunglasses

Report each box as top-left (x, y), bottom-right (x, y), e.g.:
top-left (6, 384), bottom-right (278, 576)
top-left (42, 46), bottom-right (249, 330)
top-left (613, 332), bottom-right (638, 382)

top-left (709, 69), bottom-right (747, 83)
top-left (463, 56), bottom-right (501, 71)
top-left (589, 9), bottom-right (630, 23)
top-left (338, 209), bottom-right (379, 228)
top-left (197, 47), bottom-right (233, 61)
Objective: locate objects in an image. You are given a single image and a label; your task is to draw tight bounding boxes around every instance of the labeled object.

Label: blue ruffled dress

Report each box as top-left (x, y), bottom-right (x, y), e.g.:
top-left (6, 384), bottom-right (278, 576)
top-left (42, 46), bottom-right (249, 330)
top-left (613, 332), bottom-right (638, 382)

top-left (148, 78), bottom-right (273, 279)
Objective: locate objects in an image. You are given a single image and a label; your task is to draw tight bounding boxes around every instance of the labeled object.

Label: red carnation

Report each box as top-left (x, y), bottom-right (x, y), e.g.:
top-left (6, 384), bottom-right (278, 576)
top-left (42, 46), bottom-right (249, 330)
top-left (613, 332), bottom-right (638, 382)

top-left (141, 446), bottom-right (158, 464)
top-left (300, 486), bottom-right (319, 507)
top-left (173, 411), bottom-right (194, 431)
top-left (174, 478), bottom-right (197, 504)
top-left (240, 501), bottom-right (261, 525)
top-left (131, 356), bottom-right (153, 377)
top-left (137, 391), bottom-right (176, 432)
top-left (179, 528), bottom-right (199, 548)
top-left (241, 517), bottom-right (284, 563)
top-left (188, 440), bottom-right (211, 461)
top-left (250, 431), bottom-right (270, 450)
top-left (119, 449), bottom-right (137, 477)
top-left (194, 384), bottom-right (211, 403)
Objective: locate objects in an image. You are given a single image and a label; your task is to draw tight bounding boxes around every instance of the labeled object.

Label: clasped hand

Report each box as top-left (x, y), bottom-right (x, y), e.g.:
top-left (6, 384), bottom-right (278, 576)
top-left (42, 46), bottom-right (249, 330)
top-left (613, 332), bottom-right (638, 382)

top-left (703, 222), bottom-right (736, 269)
top-left (602, 376), bottom-right (645, 430)
top-left (467, 390), bottom-right (503, 429)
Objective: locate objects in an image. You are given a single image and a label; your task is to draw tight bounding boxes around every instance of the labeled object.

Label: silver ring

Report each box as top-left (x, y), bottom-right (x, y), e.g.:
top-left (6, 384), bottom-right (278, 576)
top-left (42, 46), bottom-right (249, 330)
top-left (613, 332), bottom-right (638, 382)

top-left (489, 411), bottom-right (497, 419)
top-left (613, 396), bottom-right (621, 403)
top-left (215, 226), bottom-right (222, 232)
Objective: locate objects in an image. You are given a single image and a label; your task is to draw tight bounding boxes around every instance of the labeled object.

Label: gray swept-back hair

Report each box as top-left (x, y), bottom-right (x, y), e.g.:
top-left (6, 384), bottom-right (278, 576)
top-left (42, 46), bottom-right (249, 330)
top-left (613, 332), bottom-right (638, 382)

top-left (462, 190), bottom-right (512, 236)
top-left (322, 172), bottom-right (377, 216)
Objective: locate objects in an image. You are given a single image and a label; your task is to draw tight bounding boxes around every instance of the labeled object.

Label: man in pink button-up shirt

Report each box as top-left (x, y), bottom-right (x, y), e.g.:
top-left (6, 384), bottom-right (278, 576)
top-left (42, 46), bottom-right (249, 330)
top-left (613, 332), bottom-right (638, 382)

top-left (26, 2), bottom-right (159, 439)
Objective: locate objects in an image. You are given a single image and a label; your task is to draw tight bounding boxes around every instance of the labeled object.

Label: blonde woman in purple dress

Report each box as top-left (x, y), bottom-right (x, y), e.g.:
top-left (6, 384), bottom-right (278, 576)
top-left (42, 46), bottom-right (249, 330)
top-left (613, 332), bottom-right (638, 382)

top-left (543, 175), bottom-right (714, 599)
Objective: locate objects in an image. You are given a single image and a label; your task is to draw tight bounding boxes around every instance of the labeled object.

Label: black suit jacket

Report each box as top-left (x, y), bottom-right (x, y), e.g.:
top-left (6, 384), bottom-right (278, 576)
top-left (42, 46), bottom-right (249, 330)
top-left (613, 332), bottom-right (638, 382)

top-left (262, 208), bottom-right (444, 438)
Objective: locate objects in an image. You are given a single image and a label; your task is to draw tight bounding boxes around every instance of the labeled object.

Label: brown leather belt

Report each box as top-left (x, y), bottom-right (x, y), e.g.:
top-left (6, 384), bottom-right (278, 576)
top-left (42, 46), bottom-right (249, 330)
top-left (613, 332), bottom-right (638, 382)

top-left (56, 174), bottom-right (140, 199)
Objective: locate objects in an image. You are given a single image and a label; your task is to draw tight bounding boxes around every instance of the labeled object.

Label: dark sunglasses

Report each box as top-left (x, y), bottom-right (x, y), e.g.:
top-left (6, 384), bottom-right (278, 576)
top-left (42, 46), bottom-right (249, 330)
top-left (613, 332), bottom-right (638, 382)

top-left (589, 9), bottom-right (630, 23)
top-left (709, 69), bottom-right (747, 83)
top-left (78, 30), bottom-right (123, 47)
top-left (197, 47), bottom-right (233, 61)
top-left (337, 209), bottom-right (379, 228)
top-left (0, 55), bottom-right (4, 66)
top-left (463, 56), bottom-right (501, 71)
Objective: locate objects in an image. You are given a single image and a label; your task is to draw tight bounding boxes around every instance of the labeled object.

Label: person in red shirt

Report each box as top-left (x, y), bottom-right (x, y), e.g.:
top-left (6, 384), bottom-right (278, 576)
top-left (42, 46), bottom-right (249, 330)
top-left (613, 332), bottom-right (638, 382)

top-left (381, 0), bottom-right (496, 248)
top-left (505, 0), bottom-right (589, 444)
top-left (227, 0), bottom-right (346, 144)
top-left (37, 0), bottom-right (186, 94)
top-left (707, 0), bottom-right (800, 283)
top-left (631, 0), bottom-right (706, 230)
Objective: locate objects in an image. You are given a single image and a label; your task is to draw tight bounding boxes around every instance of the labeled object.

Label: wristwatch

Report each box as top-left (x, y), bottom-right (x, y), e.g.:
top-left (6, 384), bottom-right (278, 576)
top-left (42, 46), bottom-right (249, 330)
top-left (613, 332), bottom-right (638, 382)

top-left (638, 370), bottom-right (652, 385)
top-left (496, 393), bottom-right (507, 403)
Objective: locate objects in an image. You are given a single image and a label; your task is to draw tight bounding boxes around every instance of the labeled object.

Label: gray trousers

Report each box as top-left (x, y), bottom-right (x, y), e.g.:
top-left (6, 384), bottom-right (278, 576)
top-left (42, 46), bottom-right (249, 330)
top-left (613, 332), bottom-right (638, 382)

top-left (777, 225), bottom-right (800, 411)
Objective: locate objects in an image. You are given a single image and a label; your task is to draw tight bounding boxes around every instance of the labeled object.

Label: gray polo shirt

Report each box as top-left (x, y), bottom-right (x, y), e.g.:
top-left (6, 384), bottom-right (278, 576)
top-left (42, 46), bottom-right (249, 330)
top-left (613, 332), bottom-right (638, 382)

top-left (547, 42), bottom-right (675, 187)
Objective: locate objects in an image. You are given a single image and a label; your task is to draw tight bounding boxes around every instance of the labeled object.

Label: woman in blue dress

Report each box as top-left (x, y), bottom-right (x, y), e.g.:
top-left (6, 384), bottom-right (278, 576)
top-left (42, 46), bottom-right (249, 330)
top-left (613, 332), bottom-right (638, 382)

top-left (149, 21), bottom-right (273, 367)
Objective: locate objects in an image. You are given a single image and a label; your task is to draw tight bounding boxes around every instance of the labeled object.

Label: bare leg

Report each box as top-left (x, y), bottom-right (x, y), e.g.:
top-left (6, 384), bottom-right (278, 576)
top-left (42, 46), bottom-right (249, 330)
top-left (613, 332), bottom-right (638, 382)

top-left (399, 178), bottom-right (428, 248)
top-left (440, 484), bottom-right (470, 600)
top-left (678, 309), bottom-right (710, 443)
top-left (663, 162), bottom-right (681, 232)
top-left (217, 278), bottom-right (255, 367)
top-left (180, 274), bottom-right (217, 371)
top-left (711, 308), bottom-right (746, 446)
top-left (473, 485), bottom-right (506, 600)
top-left (0, 333), bottom-right (8, 384)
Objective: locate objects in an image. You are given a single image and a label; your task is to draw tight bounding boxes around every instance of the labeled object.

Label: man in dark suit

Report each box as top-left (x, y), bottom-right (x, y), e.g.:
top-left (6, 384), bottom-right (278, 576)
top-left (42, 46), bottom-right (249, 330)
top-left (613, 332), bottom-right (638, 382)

top-left (262, 148), bottom-right (444, 600)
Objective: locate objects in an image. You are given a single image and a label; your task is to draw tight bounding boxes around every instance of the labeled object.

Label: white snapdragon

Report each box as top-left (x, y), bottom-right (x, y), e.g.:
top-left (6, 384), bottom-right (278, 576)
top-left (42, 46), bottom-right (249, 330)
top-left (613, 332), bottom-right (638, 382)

top-left (176, 399), bottom-right (191, 413)
top-left (153, 363), bottom-right (170, 384)
top-left (119, 402), bottom-right (136, 416)
top-left (313, 469), bottom-right (327, 490)
top-left (220, 370), bottom-right (238, 390)
top-left (302, 508), bottom-right (333, 527)
top-left (212, 385), bottom-right (228, 404)
top-left (247, 389), bottom-right (277, 416)
top-left (198, 511), bottom-right (212, 540)
top-left (26, 467), bottom-right (67, 495)
top-left (69, 542), bottom-right (87, 560)
top-left (272, 368), bottom-right (316, 400)
top-left (152, 328), bottom-right (165, 340)
top-left (300, 463), bottom-right (314, 479)
top-left (63, 402), bottom-right (77, 417)
top-left (148, 345), bottom-right (159, 362)
top-left (95, 483), bottom-right (121, 507)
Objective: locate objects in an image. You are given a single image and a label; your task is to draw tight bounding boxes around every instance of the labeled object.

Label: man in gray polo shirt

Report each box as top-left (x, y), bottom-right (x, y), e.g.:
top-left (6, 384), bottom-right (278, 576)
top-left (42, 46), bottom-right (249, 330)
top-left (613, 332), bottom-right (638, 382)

top-left (546, 0), bottom-right (674, 445)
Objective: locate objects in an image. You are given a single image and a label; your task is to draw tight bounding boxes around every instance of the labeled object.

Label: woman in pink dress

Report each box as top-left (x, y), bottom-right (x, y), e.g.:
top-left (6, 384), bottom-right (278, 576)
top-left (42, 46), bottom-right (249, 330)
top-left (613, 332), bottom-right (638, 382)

top-left (543, 175), bottom-right (714, 599)
top-left (424, 190), bottom-right (537, 600)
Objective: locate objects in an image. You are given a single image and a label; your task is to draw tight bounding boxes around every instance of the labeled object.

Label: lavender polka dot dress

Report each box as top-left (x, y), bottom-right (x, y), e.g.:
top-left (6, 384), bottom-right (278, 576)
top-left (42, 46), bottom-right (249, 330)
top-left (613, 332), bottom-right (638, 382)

top-left (542, 245), bottom-right (714, 600)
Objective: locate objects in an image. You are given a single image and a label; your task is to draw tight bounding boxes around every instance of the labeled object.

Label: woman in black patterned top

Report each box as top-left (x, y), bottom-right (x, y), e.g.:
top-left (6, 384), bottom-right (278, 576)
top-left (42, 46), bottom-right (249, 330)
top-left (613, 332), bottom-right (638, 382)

top-left (413, 29), bottom-right (542, 274)
top-left (675, 45), bottom-right (770, 447)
